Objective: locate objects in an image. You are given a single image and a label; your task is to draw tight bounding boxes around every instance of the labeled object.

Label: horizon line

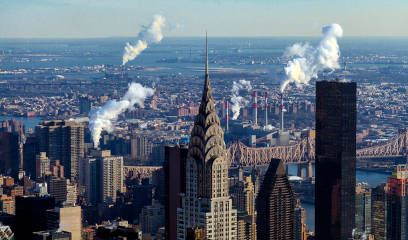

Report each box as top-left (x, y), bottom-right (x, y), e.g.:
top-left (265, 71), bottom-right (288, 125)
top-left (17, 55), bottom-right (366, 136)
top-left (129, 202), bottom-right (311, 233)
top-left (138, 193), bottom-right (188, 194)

top-left (0, 35), bottom-right (408, 40)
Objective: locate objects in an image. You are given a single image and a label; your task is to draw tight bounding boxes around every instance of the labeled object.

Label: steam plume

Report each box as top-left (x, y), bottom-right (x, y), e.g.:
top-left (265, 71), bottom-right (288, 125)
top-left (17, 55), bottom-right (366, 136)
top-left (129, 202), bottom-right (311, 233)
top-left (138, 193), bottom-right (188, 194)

top-left (90, 83), bottom-right (154, 147)
top-left (231, 79), bottom-right (252, 120)
top-left (122, 15), bottom-right (165, 65)
top-left (280, 23), bottom-right (343, 92)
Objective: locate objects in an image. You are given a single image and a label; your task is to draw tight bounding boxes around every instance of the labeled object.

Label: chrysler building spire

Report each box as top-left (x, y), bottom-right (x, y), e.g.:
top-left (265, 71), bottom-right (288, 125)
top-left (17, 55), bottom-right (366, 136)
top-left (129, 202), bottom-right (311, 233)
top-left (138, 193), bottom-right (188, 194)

top-left (177, 35), bottom-right (237, 239)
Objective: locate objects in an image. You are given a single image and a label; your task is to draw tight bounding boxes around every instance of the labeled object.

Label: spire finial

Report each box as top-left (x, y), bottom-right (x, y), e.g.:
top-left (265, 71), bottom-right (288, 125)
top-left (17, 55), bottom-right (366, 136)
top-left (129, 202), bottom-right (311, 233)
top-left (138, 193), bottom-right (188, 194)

top-left (205, 31), bottom-right (208, 76)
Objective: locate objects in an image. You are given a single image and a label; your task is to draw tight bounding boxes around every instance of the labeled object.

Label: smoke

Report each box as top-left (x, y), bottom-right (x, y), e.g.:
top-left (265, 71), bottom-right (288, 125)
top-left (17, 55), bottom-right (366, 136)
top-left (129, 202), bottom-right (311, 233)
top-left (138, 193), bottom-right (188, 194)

top-left (231, 79), bottom-right (252, 120)
top-left (122, 15), bottom-right (165, 65)
top-left (139, 122), bottom-right (148, 129)
top-left (90, 83), bottom-right (154, 147)
top-left (264, 125), bottom-right (275, 131)
top-left (280, 23), bottom-right (343, 93)
top-left (68, 117), bottom-right (89, 123)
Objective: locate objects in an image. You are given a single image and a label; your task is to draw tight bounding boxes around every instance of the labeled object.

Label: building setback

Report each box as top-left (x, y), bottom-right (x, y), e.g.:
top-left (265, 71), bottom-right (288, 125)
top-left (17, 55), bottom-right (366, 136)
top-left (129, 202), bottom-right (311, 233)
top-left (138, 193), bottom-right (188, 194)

top-left (315, 81), bottom-right (356, 240)
top-left (256, 158), bottom-right (296, 240)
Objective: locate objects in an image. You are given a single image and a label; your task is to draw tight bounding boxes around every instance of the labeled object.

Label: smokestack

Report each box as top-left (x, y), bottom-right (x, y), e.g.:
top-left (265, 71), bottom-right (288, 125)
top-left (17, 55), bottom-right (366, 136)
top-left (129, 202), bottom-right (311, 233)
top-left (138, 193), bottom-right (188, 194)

top-left (253, 91), bottom-right (257, 125)
top-left (264, 92), bottom-right (268, 127)
top-left (225, 100), bottom-right (229, 132)
top-left (280, 93), bottom-right (285, 131)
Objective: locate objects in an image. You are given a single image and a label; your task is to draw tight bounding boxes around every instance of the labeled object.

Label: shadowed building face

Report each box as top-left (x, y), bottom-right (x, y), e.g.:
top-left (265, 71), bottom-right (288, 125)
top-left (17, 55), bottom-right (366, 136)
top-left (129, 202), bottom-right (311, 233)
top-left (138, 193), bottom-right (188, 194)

top-left (256, 158), bottom-right (296, 240)
top-left (315, 81), bottom-right (356, 240)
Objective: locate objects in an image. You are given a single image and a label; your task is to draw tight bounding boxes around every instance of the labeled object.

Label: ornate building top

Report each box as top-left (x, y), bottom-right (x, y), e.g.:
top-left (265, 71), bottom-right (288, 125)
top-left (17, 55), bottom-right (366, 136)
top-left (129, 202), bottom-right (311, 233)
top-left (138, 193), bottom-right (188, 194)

top-left (187, 34), bottom-right (227, 198)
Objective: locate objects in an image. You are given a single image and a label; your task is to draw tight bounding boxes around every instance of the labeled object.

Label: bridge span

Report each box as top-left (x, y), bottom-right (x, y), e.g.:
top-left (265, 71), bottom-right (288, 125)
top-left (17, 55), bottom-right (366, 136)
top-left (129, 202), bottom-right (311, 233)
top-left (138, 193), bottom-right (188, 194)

top-left (226, 130), bottom-right (408, 168)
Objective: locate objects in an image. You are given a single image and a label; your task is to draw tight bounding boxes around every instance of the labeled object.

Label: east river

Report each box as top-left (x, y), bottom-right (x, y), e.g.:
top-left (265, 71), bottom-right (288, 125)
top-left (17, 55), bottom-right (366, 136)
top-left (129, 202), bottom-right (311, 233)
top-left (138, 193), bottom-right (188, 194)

top-left (287, 165), bottom-right (390, 231)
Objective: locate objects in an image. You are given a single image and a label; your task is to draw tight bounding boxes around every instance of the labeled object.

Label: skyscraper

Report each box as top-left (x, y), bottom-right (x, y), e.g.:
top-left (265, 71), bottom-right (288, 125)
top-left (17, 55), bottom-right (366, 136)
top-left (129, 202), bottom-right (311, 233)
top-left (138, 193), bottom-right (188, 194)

top-left (295, 200), bottom-right (307, 240)
top-left (315, 81), bottom-right (356, 240)
top-left (371, 183), bottom-right (387, 240)
top-left (231, 176), bottom-right (256, 240)
top-left (0, 132), bottom-right (19, 178)
top-left (15, 196), bottom-right (56, 240)
top-left (79, 95), bottom-right (91, 115)
top-left (164, 144), bottom-right (187, 240)
top-left (177, 36), bottom-right (237, 239)
top-left (256, 158), bottom-right (296, 240)
top-left (36, 152), bottom-right (50, 179)
top-left (47, 205), bottom-right (82, 240)
top-left (83, 149), bottom-right (123, 204)
top-left (355, 183), bottom-right (372, 237)
top-left (386, 164), bottom-right (408, 239)
top-left (36, 120), bottom-right (84, 182)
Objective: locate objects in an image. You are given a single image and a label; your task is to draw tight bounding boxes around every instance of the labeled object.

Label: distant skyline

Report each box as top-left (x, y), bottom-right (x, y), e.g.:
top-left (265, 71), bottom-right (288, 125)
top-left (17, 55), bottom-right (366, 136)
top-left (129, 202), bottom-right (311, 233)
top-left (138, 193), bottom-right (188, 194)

top-left (0, 0), bottom-right (407, 38)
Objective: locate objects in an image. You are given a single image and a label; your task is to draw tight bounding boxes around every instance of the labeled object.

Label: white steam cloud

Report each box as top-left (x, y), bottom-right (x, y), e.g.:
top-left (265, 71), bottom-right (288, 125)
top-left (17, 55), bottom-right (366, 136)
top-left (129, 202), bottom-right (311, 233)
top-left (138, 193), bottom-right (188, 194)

top-left (280, 23), bottom-right (343, 92)
top-left (122, 15), bottom-right (165, 65)
top-left (231, 80), bottom-right (252, 120)
top-left (90, 83), bottom-right (154, 147)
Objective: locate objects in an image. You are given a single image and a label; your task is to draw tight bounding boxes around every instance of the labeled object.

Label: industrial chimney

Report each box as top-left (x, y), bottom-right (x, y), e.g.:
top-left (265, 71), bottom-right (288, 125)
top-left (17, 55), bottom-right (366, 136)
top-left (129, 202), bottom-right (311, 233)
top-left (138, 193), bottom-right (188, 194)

top-left (253, 91), bottom-right (258, 125)
top-left (264, 92), bottom-right (268, 127)
top-left (280, 93), bottom-right (285, 131)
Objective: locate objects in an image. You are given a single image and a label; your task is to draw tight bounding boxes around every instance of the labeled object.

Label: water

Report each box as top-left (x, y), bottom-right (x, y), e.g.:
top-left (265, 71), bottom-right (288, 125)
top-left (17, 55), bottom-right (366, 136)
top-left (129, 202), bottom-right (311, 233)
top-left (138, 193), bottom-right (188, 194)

top-left (287, 164), bottom-right (390, 231)
top-left (0, 116), bottom-right (43, 132)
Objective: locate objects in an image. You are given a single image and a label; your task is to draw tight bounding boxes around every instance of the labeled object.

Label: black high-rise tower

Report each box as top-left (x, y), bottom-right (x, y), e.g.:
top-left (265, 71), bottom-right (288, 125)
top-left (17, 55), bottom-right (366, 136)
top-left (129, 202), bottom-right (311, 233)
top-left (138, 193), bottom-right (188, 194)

top-left (315, 81), bottom-right (356, 240)
top-left (256, 158), bottom-right (296, 240)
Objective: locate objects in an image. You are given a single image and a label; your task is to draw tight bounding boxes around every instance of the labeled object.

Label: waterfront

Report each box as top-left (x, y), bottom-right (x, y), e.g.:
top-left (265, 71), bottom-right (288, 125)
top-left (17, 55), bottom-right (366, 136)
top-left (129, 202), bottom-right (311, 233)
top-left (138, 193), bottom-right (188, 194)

top-left (288, 165), bottom-right (390, 231)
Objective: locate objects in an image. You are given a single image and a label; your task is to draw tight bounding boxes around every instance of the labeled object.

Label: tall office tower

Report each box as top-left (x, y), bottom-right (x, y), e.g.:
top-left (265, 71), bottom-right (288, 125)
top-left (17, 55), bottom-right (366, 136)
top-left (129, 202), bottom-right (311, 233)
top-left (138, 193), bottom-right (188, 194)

top-left (85, 149), bottom-right (123, 204)
top-left (15, 195), bottom-right (55, 240)
top-left (386, 164), bottom-right (408, 239)
top-left (295, 200), bottom-right (307, 240)
top-left (355, 183), bottom-right (372, 237)
top-left (36, 152), bottom-right (50, 178)
top-left (36, 120), bottom-right (84, 182)
top-left (231, 176), bottom-right (256, 240)
top-left (177, 37), bottom-right (237, 240)
top-left (47, 176), bottom-right (68, 205)
top-left (164, 145), bottom-right (187, 240)
top-left (24, 135), bottom-right (40, 178)
top-left (252, 91), bottom-right (258, 125)
top-left (0, 132), bottom-right (19, 178)
top-left (371, 183), bottom-right (387, 240)
top-left (256, 159), bottom-right (296, 240)
top-left (315, 81), bottom-right (356, 240)
top-left (79, 95), bottom-right (91, 115)
top-left (47, 205), bottom-right (82, 240)
top-left (81, 156), bottom-right (98, 204)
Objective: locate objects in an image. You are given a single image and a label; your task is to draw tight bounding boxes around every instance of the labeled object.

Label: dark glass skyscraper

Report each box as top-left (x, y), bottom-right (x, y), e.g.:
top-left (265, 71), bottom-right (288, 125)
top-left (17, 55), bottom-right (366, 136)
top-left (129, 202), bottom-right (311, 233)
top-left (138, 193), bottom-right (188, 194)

top-left (315, 81), bottom-right (356, 240)
top-left (256, 158), bottom-right (296, 240)
top-left (164, 144), bottom-right (187, 240)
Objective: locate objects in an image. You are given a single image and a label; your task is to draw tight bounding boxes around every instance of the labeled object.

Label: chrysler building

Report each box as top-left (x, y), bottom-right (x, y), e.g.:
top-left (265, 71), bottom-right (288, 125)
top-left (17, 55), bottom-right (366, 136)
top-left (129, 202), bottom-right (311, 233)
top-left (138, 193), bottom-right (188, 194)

top-left (177, 35), bottom-right (237, 239)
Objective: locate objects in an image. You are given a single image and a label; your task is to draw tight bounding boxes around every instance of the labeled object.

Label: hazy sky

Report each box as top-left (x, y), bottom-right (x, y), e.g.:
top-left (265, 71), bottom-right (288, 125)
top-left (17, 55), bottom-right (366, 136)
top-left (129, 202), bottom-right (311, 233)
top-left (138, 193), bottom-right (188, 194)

top-left (0, 0), bottom-right (407, 38)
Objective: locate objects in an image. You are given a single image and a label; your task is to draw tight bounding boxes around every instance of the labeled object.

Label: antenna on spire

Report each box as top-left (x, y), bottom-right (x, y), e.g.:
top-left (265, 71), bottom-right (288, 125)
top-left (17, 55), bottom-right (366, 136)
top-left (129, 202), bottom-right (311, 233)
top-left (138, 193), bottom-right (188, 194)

top-left (205, 31), bottom-right (208, 76)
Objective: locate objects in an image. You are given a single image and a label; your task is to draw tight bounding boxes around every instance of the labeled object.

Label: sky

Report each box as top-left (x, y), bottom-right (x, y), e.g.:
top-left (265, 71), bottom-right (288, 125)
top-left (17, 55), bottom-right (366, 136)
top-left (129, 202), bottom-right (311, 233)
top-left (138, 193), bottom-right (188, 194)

top-left (0, 0), bottom-right (407, 38)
